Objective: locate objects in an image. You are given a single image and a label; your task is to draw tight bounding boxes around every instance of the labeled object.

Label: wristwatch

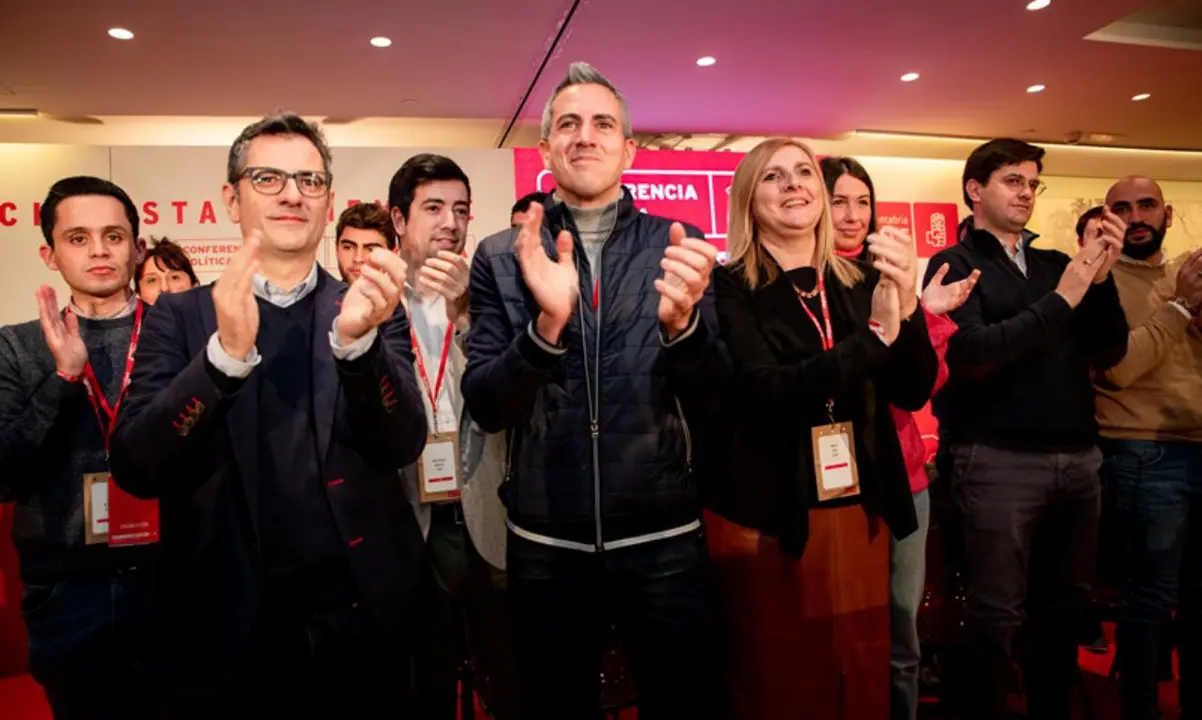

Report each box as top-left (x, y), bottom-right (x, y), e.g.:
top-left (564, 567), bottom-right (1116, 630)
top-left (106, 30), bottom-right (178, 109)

top-left (1171, 297), bottom-right (1200, 317)
top-left (867, 319), bottom-right (889, 345)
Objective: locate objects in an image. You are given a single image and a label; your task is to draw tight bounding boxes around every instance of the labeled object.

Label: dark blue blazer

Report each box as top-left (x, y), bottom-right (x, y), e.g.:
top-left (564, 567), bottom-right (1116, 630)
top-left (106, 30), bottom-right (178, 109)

top-left (110, 268), bottom-right (427, 696)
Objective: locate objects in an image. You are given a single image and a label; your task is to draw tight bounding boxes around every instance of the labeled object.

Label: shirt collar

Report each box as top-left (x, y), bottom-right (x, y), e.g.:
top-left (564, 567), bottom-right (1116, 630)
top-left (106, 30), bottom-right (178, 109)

top-left (69, 292), bottom-right (138, 320)
top-left (1117, 253), bottom-right (1168, 268)
top-left (252, 263), bottom-right (319, 308)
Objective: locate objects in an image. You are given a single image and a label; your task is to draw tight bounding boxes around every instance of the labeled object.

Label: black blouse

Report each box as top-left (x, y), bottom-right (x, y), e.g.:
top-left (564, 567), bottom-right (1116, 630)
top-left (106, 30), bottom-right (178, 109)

top-left (700, 260), bottom-right (938, 558)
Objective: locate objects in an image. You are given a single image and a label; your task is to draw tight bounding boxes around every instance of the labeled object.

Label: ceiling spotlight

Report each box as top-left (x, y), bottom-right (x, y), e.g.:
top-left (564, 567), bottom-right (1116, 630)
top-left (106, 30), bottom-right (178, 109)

top-left (1131, 92), bottom-right (1151, 101)
top-left (900, 72), bottom-right (920, 82)
top-left (696, 56), bottom-right (716, 67)
top-left (1026, 84), bottom-right (1046, 93)
top-left (370, 36), bottom-right (392, 48)
top-left (107, 28), bottom-right (134, 40)
top-left (1026, 0), bottom-right (1051, 10)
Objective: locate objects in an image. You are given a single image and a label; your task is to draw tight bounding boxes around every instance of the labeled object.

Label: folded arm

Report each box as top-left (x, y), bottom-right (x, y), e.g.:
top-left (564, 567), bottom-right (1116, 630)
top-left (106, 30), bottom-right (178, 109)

top-left (461, 252), bottom-right (563, 433)
top-left (110, 296), bottom-right (239, 500)
top-left (1099, 300), bottom-right (1190, 389)
top-left (333, 304), bottom-right (428, 469)
top-left (879, 304), bottom-right (938, 412)
top-left (1075, 273), bottom-right (1129, 371)
top-left (928, 256), bottom-right (1075, 375)
top-left (0, 331), bottom-right (85, 501)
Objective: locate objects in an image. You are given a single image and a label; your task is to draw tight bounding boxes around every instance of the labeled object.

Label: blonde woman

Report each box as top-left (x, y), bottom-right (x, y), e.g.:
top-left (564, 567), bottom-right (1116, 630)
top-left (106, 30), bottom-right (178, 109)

top-left (704, 138), bottom-right (937, 719)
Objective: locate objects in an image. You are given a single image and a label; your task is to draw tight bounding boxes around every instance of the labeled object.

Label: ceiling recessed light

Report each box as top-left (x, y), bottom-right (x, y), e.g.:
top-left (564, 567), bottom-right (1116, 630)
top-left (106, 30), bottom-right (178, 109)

top-left (900, 72), bottom-right (920, 82)
top-left (107, 28), bottom-right (134, 40)
top-left (696, 56), bottom-right (716, 67)
top-left (1131, 92), bottom-right (1151, 101)
top-left (1026, 84), bottom-right (1046, 93)
top-left (0, 108), bottom-right (39, 119)
top-left (370, 36), bottom-right (392, 48)
top-left (1026, 0), bottom-right (1051, 10)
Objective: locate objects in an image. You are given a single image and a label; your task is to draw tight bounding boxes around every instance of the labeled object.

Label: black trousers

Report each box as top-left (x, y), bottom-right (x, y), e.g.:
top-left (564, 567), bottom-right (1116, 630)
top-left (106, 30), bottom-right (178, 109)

top-left (157, 600), bottom-right (412, 719)
top-left (948, 443), bottom-right (1101, 720)
top-left (507, 528), bottom-right (721, 720)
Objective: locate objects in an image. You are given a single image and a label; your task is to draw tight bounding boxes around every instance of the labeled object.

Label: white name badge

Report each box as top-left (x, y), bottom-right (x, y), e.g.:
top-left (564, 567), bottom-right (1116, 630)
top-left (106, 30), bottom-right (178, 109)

top-left (418, 431), bottom-right (462, 504)
top-left (83, 472), bottom-right (110, 545)
top-left (811, 422), bottom-right (862, 502)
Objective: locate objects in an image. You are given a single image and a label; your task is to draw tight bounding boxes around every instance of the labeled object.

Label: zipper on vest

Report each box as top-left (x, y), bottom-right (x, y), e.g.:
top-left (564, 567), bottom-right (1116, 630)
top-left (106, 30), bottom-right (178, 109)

top-left (578, 217), bottom-right (617, 552)
top-left (675, 396), bottom-right (693, 474)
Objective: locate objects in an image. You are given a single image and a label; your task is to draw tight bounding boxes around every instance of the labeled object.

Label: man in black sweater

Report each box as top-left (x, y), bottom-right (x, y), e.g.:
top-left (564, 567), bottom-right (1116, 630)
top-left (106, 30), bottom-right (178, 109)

top-left (109, 114), bottom-right (428, 717)
top-left (923, 138), bottom-right (1128, 720)
top-left (0, 177), bottom-right (154, 718)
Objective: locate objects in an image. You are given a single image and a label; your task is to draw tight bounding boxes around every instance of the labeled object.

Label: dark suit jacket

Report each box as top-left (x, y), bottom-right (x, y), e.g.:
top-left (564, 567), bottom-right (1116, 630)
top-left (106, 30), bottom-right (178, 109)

top-left (110, 269), bottom-right (428, 696)
top-left (703, 260), bottom-right (936, 558)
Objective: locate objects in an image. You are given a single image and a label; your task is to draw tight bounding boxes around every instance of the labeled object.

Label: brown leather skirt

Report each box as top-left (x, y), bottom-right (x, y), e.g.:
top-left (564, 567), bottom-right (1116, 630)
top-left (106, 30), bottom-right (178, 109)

top-left (704, 506), bottom-right (891, 719)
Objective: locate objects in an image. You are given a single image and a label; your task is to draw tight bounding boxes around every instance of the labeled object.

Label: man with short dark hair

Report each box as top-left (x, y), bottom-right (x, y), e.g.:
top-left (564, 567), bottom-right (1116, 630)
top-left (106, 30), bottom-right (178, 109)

top-left (510, 191), bottom-right (546, 227)
top-left (1075, 205), bottom-right (1106, 248)
top-left (0, 176), bottom-right (155, 718)
top-left (385, 152), bottom-right (509, 719)
top-left (336, 202), bottom-right (395, 284)
top-left (110, 113), bottom-right (428, 716)
top-left (924, 138), bottom-right (1129, 719)
top-left (1096, 175), bottom-right (1202, 720)
top-left (464, 62), bottom-right (729, 719)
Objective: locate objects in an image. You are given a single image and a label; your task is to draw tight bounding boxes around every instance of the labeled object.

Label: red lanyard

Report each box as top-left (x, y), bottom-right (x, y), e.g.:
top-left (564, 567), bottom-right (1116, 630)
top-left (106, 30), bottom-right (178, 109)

top-left (795, 280), bottom-right (834, 352)
top-left (410, 324), bottom-right (454, 423)
top-left (592, 278), bottom-right (599, 311)
top-left (69, 300), bottom-right (144, 456)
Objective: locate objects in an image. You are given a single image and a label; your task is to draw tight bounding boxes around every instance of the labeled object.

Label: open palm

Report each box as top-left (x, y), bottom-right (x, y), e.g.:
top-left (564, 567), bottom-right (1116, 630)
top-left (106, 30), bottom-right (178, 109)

top-left (516, 203), bottom-right (579, 322)
top-left (922, 264), bottom-right (981, 317)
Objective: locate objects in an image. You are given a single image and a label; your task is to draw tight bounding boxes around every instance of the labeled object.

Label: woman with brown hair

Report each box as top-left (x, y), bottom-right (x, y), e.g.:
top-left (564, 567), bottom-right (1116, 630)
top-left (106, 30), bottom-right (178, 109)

top-left (704, 137), bottom-right (937, 719)
top-left (135, 237), bottom-right (199, 305)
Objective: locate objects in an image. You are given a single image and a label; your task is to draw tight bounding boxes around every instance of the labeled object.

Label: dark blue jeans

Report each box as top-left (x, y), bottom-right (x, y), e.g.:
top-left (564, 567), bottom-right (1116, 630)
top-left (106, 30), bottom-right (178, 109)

top-left (507, 528), bottom-right (721, 720)
top-left (890, 487), bottom-right (931, 720)
top-left (949, 443), bottom-right (1102, 720)
top-left (1101, 438), bottom-right (1202, 720)
top-left (21, 570), bottom-right (151, 720)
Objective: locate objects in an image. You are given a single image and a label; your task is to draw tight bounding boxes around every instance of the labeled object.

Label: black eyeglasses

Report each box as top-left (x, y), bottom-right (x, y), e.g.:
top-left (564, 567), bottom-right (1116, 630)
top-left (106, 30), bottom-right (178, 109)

top-left (239, 167), bottom-right (332, 197)
top-left (1000, 174), bottom-right (1046, 196)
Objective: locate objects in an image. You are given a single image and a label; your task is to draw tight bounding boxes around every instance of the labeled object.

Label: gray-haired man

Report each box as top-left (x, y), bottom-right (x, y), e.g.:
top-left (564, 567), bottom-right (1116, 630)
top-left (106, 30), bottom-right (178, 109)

top-left (463, 62), bottom-right (730, 719)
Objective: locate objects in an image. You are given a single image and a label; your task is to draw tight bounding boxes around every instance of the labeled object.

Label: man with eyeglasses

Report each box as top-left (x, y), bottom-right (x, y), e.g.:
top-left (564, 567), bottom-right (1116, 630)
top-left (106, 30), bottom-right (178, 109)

top-left (922, 138), bottom-right (1129, 720)
top-left (110, 113), bottom-right (428, 717)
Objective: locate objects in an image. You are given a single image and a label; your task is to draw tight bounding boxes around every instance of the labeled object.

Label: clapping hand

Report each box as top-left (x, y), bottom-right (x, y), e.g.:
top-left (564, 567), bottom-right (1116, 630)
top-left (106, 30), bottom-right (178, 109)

top-left (866, 227), bottom-right (919, 317)
top-left (337, 248), bottom-right (408, 345)
top-left (514, 202), bottom-right (579, 344)
top-left (35, 286), bottom-right (87, 376)
top-left (419, 251), bottom-right (472, 331)
top-left (213, 231), bottom-right (262, 361)
top-left (922, 264), bottom-right (981, 317)
top-left (1082, 207), bottom-right (1125, 283)
top-left (656, 223), bottom-right (718, 337)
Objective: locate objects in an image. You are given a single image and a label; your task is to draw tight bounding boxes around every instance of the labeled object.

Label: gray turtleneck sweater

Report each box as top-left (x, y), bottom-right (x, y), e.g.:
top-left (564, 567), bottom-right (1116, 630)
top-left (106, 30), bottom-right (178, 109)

top-left (562, 199), bottom-right (618, 279)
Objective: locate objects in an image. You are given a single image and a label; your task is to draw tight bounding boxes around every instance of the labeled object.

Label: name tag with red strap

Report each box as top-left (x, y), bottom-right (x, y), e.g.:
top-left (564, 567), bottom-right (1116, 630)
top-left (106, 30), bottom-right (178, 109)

top-left (71, 301), bottom-right (160, 547)
top-left (412, 323), bottom-right (461, 504)
top-left (811, 423), bottom-right (861, 502)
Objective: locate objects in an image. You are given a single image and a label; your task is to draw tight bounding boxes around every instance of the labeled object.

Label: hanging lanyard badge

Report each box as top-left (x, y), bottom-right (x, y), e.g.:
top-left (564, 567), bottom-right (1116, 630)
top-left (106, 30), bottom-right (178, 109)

top-left (795, 281), bottom-right (862, 502)
top-left (411, 324), bottom-right (461, 503)
top-left (71, 300), bottom-right (160, 546)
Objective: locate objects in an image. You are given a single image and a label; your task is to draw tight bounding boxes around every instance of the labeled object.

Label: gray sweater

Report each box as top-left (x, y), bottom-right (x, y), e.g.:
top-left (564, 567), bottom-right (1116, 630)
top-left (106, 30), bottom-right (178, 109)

top-left (0, 312), bottom-right (153, 582)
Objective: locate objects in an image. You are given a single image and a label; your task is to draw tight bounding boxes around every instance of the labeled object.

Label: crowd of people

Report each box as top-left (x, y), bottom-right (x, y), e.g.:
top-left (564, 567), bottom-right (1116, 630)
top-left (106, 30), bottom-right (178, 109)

top-left (1, 60), bottom-right (1200, 720)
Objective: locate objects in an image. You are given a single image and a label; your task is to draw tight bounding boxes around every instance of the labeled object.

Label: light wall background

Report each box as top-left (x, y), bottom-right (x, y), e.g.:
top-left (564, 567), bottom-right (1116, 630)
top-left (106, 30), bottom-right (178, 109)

top-left (1, 136), bottom-right (1200, 327)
